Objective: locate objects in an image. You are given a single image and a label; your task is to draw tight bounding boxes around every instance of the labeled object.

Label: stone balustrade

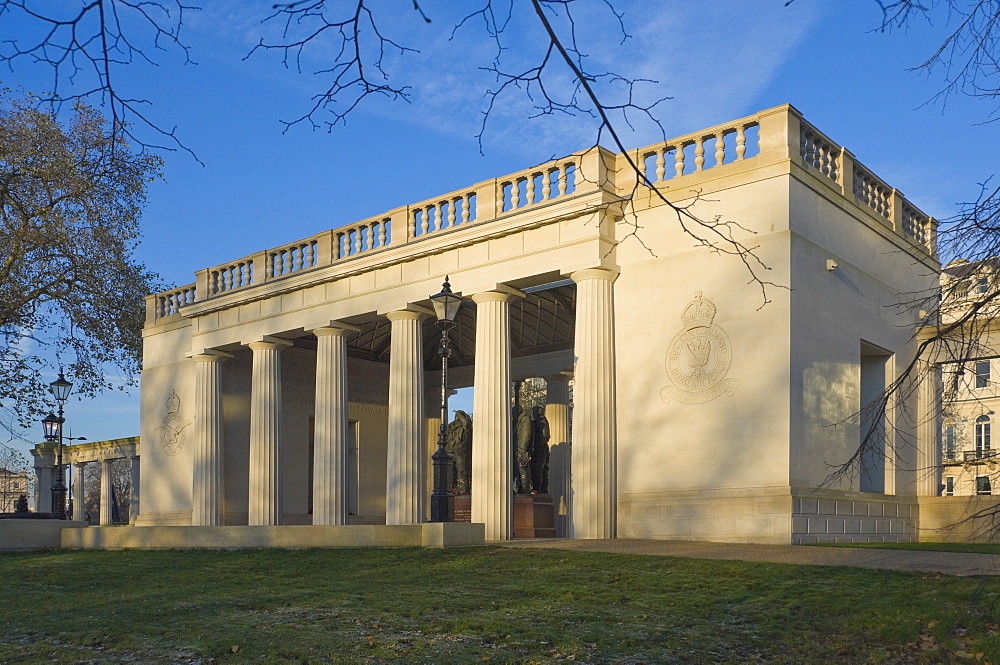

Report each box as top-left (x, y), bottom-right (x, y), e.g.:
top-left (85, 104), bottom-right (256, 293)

top-left (638, 114), bottom-right (761, 184)
top-left (146, 105), bottom-right (938, 324)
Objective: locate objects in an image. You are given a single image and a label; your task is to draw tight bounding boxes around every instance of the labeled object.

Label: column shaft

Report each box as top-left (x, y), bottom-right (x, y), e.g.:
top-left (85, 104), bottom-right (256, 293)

top-left (570, 269), bottom-right (618, 539)
top-left (34, 466), bottom-right (52, 513)
top-left (312, 327), bottom-right (352, 525)
top-left (73, 463), bottom-right (87, 522)
top-left (471, 291), bottom-right (516, 541)
top-left (545, 375), bottom-right (572, 538)
top-left (192, 353), bottom-right (227, 526)
top-left (249, 339), bottom-right (289, 526)
top-left (917, 362), bottom-right (943, 497)
top-left (385, 311), bottom-right (426, 525)
top-left (99, 458), bottom-right (113, 526)
top-left (129, 456), bottom-right (140, 524)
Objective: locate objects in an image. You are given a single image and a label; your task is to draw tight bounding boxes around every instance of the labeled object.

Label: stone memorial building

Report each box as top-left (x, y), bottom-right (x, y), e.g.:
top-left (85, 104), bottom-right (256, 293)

top-left (137, 104), bottom-right (940, 544)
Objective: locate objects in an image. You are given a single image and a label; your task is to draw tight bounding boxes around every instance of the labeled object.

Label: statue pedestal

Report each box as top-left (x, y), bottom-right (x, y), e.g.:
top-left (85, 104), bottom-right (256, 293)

top-left (454, 496), bottom-right (472, 523)
top-left (513, 494), bottom-right (556, 539)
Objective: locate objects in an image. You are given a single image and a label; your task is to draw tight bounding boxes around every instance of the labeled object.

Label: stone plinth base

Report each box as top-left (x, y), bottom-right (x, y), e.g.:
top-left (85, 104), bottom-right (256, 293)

top-left (514, 494), bottom-right (556, 539)
top-left (60, 523), bottom-right (486, 549)
top-left (0, 519), bottom-right (88, 550)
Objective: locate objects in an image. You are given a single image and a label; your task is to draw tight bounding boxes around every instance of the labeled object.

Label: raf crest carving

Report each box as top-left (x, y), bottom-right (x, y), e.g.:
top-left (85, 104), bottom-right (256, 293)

top-left (660, 291), bottom-right (738, 404)
top-left (157, 390), bottom-right (190, 456)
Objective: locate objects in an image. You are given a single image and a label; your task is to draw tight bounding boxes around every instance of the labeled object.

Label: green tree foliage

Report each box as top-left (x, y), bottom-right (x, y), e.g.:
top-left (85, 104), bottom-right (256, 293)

top-left (0, 91), bottom-right (162, 429)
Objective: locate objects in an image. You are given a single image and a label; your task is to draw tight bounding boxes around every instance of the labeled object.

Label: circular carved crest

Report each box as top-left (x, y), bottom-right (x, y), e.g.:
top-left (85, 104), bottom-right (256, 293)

top-left (660, 291), bottom-right (738, 404)
top-left (156, 390), bottom-right (190, 456)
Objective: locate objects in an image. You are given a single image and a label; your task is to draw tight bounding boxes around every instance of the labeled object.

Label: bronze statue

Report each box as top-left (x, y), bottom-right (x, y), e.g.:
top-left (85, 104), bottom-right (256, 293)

top-left (446, 410), bottom-right (473, 495)
top-left (530, 405), bottom-right (550, 494)
top-left (512, 403), bottom-right (534, 493)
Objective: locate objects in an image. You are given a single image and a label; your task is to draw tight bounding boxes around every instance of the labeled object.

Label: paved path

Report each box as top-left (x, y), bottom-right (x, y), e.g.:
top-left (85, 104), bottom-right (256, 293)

top-left (499, 538), bottom-right (1000, 577)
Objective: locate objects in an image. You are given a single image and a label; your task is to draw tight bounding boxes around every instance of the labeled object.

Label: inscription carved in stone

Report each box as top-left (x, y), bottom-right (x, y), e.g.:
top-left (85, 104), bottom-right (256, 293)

top-left (660, 291), bottom-right (738, 404)
top-left (156, 390), bottom-right (190, 456)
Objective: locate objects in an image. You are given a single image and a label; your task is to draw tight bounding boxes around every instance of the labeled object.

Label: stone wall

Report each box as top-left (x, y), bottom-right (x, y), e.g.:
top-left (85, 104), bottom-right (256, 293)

top-left (918, 496), bottom-right (1000, 543)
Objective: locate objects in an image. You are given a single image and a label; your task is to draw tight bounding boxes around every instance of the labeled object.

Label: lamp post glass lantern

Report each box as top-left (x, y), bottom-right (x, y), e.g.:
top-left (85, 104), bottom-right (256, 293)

top-left (42, 370), bottom-right (73, 519)
top-left (429, 277), bottom-right (465, 522)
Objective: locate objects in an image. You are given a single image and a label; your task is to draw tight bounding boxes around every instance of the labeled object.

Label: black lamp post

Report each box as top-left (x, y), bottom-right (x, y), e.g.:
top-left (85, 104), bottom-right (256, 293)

top-left (42, 370), bottom-right (73, 519)
top-left (429, 276), bottom-right (465, 522)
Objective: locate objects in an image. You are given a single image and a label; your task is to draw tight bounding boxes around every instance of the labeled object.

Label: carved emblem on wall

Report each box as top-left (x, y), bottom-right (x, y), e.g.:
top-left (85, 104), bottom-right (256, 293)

top-left (660, 291), bottom-right (738, 404)
top-left (156, 390), bottom-right (190, 456)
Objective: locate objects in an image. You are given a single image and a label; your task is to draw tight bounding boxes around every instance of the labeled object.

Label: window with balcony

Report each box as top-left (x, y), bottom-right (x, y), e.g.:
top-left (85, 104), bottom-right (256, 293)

top-left (976, 415), bottom-right (992, 455)
top-left (976, 475), bottom-right (993, 495)
top-left (976, 360), bottom-right (991, 389)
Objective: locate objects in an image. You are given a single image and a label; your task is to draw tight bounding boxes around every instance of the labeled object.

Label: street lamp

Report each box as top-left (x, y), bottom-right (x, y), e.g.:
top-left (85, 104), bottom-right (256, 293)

top-left (41, 370), bottom-right (73, 519)
top-left (429, 276), bottom-right (465, 522)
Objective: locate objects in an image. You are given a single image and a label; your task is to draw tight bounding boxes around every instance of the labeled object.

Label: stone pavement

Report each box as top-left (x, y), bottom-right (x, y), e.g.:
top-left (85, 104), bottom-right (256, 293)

top-left (500, 538), bottom-right (1000, 577)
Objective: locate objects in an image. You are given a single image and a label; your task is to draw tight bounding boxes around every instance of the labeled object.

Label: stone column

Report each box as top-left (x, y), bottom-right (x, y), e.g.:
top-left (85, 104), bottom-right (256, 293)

top-left (310, 325), bottom-right (354, 525)
top-left (73, 462), bottom-right (87, 522)
top-left (917, 361), bottom-right (943, 497)
top-left (34, 466), bottom-right (52, 513)
top-left (570, 268), bottom-right (618, 539)
top-left (129, 455), bottom-right (140, 524)
top-left (248, 337), bottom-right (292, 526)
top-left (471, 290), bottom-right (519, 541)
top-left (99, 458), bottom-right (113, 526)
top-left (385, 310), bottom-right (427, 525)
top-left (191, 352), bottom-right (228, 526)
top-left (545, 373), bottom-right (572, 537)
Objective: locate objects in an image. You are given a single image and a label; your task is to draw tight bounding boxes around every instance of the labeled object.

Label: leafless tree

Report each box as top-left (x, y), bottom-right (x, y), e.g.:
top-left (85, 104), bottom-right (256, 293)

top-left (0, 0), bottom-right (779, 302)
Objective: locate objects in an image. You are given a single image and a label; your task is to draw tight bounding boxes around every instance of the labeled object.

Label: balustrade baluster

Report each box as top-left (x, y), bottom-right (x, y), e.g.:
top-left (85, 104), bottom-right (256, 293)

top-left (511, 180), bottom-right (521, 209)
top-left (379, 221), bottom-right (388, 247)
top-left (736, 126), bottom-right (747, 160)
top-left (655, 149), bottom-right (666, 182)
top-left (366, 222), bottom-right (376, 249)
top-left (543, 170), bottom-right (553, 200)
top-left (557, 168), bottom-right (567, 197)
top-left (461, 197), bottom-right (470, 224)
top-left (433, 203), bottom-right (443, 231)
top-left (526, 176), bottom-right (536, 205)
top-left (156, 298), bottom-right (165, 318)
top-left (351, 229), bottom-right (361, 255)
top-left (694, 138), bottom-right (705, 171)
top-left (448, 199), bottom-right (457, 227)
top-left (407, 212), bottom-right (416, 239)
top-left (223, 268), bottom-right (233, 291)
top-left (675, 146), bottom-right (685, 177)
top-left (715, 132), bottom-right (725, 167)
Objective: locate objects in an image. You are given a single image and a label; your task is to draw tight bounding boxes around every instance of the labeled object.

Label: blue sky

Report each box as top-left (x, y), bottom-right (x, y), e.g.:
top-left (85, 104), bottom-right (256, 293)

top-left (4, 0), bottom-right (998, 458)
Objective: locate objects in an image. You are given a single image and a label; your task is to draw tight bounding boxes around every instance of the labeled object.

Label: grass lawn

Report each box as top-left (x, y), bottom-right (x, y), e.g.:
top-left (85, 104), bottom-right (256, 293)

top-left (821, 542), bottom-right (1000, 556)
top-left (0, 547), bottom-right (998, 664)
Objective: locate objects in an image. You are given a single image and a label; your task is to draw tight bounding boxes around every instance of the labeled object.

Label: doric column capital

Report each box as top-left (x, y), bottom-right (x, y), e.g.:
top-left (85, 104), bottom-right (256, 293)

top-left (247, 336), bottom-right (294, 352)
top-left (308, 322), bottom-right (360, 337)
top-left (384, 308), bottom-right (431, 323)
top-left (570, 267), bottom-right (619, 284)
top-left (187, 349), bottom-right (234, 362)
top-left (470, 285), bottom-right (525, 305)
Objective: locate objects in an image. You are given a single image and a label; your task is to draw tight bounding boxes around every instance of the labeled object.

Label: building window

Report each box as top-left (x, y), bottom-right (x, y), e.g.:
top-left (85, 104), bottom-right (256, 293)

top-left (976, 360), bottom-right (991, 388)
top-left (945, 425), bottom-right (956, 460)
top-left (976, 475), bottom-right (993, 495)
top-left (976, 415), bottom-right (992, 454)
top-left (945, 476), bottom-right (955, 496)
top-left (978, 276), bottom-right (991, 294)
